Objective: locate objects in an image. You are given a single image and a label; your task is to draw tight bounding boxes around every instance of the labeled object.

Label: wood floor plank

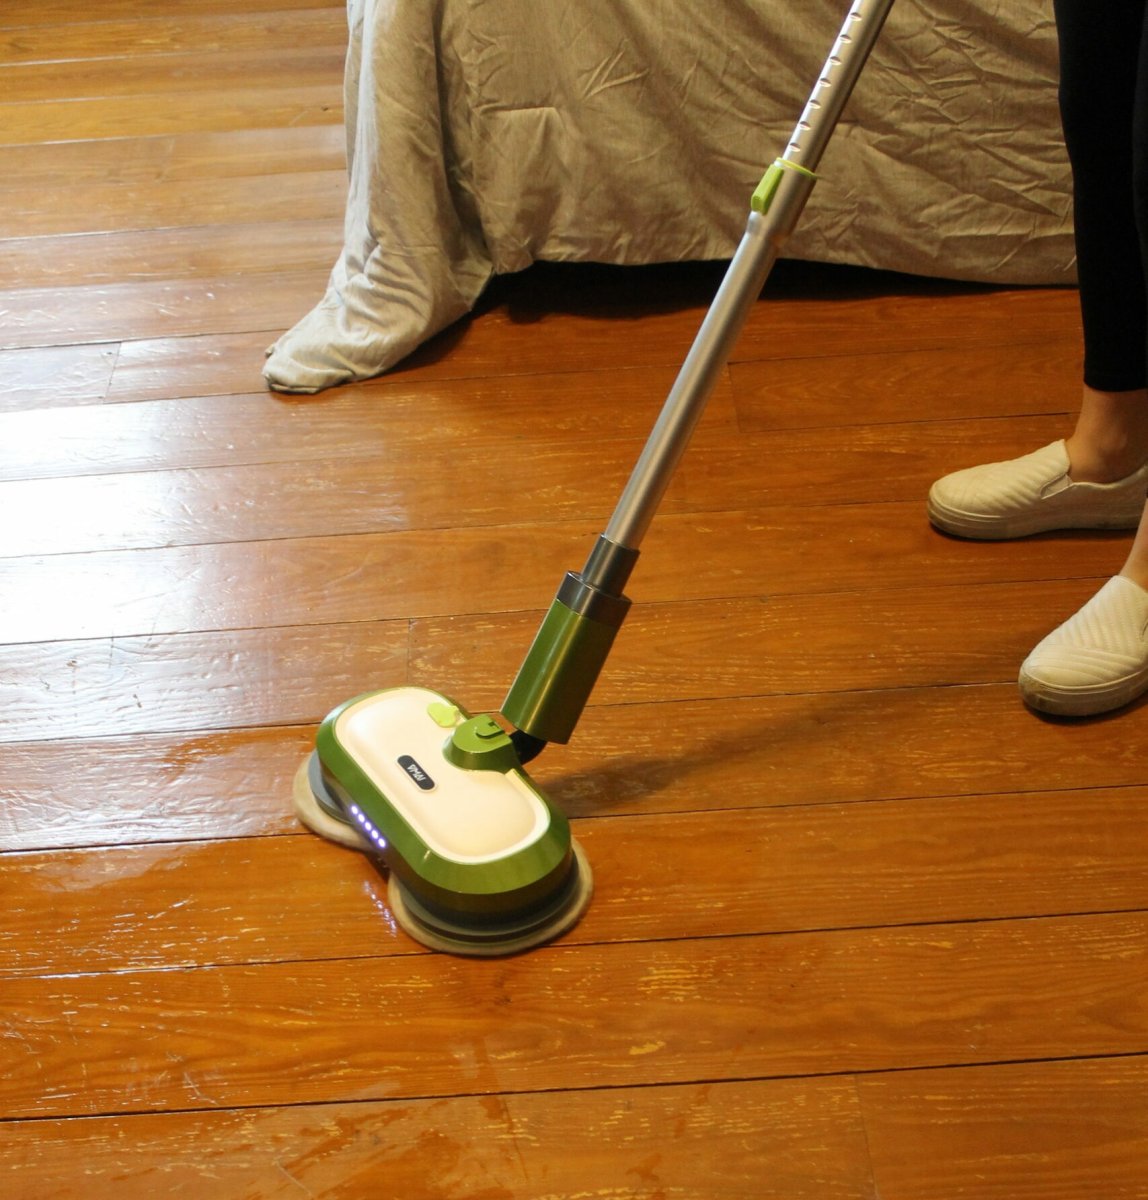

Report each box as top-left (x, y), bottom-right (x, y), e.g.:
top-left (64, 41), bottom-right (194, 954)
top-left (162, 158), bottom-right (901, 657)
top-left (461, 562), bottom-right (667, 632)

top-left (681, 413), bottom-right (1076, 510)
top-left (0, 1077), bottom-right (875, 1200)
top-left (1, 576), bottom-right (1133, 743)
top-left (0, 352), bottom-right (1070, 482)
top-left (0, 438), bottom-right (673, 557)
top-left (0, 413), bottom-right (1078, 556)
top-left (163, 266), bottom-right (1071, 393)
top-left (2, 171), bottom-right (346, 240)
top-left (0, 621), bottom-right (408, 744)
top-left (731, 338), bottom-right (1081, 430)
top-left (88, 271), bottom-right (1077, 403)
top-left (5, 787), bottom-right (1148, 976)
top-left (390, 266), bottom-right (1079, 385)
top-left (0, 221), bottom-right (343, 289)
top-left (0, 726), bottom-right (316, 851)
top-left (3, 912), bottom-right (1148, 1119)
top-left (4, 685), bottom-right (1146, 852)
top-left (859, 1057), bottom-right (1148, 1200)
top-left (0, 527), bottom-right (581, 645)
top-left (1, 0), bottom-right (344, 31)
top-left (0, 504), bottom-right (1127, 646)
top-left (2, 47), bottom-right (346, 104)
top-left (530, 686), bottom-right (1148, 825)
top-left (0, 85), bottom-right (342, 147)
top-left (409, 578), bottom-right (1100, 710)
top-left (0, 16), bottom-right (346, 70)
top-left (539, 686), bottom-right (1148, 819)
top-left (0, 270), bottom-right (333, 351)
top-left (0, 343), bottom-right (118, 410)
top-left (105, 330), bottom-right (282, 403)
top-left (12, 265), bottom-right (708, 366)
top-left (0, 126), bottom-right (345, 192)
top-left (732, 281), bottom-right (1079, 364)
top-left (0, 366), bottom-right (733, 480)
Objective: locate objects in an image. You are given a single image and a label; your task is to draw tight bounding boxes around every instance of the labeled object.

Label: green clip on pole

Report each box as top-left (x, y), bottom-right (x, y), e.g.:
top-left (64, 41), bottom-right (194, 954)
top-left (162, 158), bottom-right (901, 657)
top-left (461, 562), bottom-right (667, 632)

top-left (751, 158), bottom-right (819, 215)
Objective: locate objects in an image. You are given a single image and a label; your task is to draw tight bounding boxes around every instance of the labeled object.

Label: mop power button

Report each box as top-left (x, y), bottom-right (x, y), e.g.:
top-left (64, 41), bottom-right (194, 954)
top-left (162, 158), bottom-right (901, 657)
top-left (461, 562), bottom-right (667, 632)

top-left (397, 754), bottom-right (436, 791)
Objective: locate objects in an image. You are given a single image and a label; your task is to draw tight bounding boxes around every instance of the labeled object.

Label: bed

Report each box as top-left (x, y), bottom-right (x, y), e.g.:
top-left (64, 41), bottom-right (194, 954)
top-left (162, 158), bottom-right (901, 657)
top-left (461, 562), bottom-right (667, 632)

top-left (264, 0), bottom-right (1073, 393)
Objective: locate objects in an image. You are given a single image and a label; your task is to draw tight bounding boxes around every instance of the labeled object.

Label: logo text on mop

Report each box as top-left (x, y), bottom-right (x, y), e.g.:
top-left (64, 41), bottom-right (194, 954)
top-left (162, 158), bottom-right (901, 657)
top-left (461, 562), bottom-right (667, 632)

top-left (398, 755), bottom-right (436, 791)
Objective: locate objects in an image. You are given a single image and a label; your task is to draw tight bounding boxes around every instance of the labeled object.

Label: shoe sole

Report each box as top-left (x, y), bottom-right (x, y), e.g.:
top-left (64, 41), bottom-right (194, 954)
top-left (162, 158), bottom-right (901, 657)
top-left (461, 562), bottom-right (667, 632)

top-left (1018, 666), bottom-right (1148, 716)
top-left (927, 495), bottom-right (1142, 540)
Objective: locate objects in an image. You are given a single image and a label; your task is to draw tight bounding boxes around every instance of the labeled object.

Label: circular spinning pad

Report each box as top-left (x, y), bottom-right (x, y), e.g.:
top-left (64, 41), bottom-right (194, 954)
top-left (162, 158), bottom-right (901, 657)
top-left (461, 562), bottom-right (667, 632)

top-left (291, 755), bottom-right (364, 850)
top-left (292, 754), bottom-right (593, 955)
top-left (387, 839), bottom-right (593, 957)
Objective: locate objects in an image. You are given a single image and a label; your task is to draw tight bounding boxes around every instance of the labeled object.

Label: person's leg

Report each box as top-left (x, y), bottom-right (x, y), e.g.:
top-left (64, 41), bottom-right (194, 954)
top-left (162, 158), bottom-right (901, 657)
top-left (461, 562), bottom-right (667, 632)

top-left (1116, 503), bottom-right (1148, 589)
top-left (1056, 0), bottom-right (1147, 394)
top-left (1115, 0), bottom-right (1148, 587)
top-left (1065, 387), bottom-right (1148, 483)
top-left (928, 0), bottom-right (1148, 537)
top-left (1057, 0), bottom-right (1148, 482)
top-left (1017, 0), bottom-right (1148, 715)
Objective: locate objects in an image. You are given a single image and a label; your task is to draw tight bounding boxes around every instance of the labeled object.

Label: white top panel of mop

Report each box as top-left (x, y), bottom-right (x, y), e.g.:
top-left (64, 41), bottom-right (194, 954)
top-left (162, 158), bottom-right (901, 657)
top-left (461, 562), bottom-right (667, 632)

top-left (334, 687), bottom-right (550, 865)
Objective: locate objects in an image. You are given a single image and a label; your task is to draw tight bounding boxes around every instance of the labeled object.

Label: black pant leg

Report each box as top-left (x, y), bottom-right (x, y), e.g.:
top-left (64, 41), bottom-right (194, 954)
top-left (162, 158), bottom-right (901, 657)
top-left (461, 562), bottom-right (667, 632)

top-left (1054, 0), bottom-right (1148, 391)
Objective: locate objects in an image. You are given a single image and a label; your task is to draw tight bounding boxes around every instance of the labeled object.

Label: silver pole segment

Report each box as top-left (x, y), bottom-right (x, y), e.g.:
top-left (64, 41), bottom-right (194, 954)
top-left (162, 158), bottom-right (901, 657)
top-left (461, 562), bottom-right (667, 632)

top-left (782, 0), bottom-right (895, 171)
top-left (600, 0), bottom-right (895, 557)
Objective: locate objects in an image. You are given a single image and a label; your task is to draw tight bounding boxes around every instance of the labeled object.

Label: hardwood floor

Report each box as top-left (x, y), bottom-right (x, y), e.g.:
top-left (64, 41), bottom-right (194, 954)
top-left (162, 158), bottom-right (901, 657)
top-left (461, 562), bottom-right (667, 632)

top-left (3, 4), bottom-right (1148, 1197)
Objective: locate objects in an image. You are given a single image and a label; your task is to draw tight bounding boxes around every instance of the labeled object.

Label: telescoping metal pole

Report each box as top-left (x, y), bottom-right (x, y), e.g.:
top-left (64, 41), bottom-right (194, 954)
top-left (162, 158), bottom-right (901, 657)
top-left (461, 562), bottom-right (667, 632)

top-left (603, 0), bottom-right (895, 555)
top-left (504, 0), bottom-right (896, 746)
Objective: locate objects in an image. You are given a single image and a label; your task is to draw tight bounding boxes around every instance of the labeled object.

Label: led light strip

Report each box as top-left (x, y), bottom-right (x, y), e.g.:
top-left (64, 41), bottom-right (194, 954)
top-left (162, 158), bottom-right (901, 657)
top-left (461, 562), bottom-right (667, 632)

top-left (349, 803), bottom-right (388, 851)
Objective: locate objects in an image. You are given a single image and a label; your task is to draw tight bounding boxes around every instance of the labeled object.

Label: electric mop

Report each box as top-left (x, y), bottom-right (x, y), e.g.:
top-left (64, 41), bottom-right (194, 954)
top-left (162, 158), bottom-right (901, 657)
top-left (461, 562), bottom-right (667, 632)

top-left (294, 0), bottom-right (895, 955)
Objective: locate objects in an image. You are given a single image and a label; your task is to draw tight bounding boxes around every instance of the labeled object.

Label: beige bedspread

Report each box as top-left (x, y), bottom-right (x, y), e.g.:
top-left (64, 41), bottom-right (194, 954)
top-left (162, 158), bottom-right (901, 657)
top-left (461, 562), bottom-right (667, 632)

top-left (265, 0), bottom-right (1072, 393)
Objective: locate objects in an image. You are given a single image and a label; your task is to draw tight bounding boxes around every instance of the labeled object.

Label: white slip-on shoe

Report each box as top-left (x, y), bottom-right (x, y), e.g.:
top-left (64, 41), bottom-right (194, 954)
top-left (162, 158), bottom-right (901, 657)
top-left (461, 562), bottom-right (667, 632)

top-left (1019, 575), bottom-right (1148, 715)
top-left (927, 441), bottom-right (1148, 539)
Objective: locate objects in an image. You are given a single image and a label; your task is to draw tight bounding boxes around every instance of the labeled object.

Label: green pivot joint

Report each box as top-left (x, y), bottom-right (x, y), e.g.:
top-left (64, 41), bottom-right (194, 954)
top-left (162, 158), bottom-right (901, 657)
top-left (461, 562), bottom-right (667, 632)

top-left (751, 158), bottom-right (818, 215)
top-left (503, 536), bottom-right (639, 745)
top-left (446, 714), bottom-right (520, 773)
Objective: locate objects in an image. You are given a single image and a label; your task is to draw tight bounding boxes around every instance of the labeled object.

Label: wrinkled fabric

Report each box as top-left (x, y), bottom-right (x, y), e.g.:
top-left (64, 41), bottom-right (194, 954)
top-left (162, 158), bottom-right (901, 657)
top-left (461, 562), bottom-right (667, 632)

top-left (265, 0), bottom-right (1073, 393)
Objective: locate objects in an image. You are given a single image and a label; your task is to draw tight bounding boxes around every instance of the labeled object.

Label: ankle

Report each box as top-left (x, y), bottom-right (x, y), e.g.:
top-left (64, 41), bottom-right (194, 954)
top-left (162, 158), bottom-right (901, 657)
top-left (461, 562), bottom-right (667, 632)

top-left (1066, 386), bottom-right (1148, 483)
top-left (1119, 507), bottom-right (1148, 590)
top-left (1066, 436), bottom-right (1148, 483)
